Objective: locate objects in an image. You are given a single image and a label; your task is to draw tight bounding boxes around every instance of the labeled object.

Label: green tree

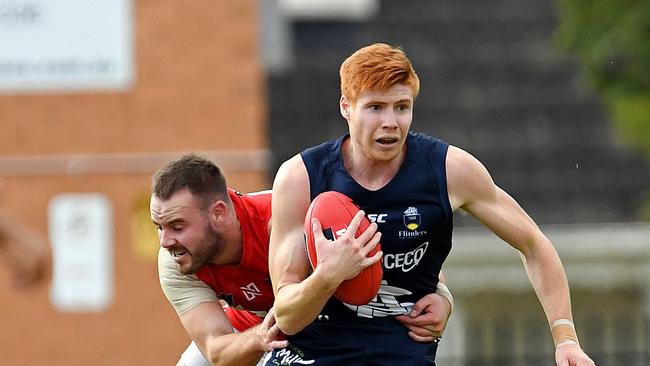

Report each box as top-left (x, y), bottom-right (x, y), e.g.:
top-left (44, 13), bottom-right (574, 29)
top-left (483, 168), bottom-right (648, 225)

top-left (555, 0), bottom-right (650, 155)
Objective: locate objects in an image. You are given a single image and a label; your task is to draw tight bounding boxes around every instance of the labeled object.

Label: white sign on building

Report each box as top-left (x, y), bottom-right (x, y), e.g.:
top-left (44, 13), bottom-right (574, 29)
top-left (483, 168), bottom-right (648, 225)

top-left (0, 0), bottom-right (133, 92)
top-left (49, 193), bottom-right (113, 312)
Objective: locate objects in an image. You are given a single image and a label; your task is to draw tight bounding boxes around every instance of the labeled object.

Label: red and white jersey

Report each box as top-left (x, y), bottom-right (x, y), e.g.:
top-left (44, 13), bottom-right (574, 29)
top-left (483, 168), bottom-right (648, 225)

top-left (195, 189), bottom-right (274, 314)
top-left (158, 189), bottom-right (273, 331)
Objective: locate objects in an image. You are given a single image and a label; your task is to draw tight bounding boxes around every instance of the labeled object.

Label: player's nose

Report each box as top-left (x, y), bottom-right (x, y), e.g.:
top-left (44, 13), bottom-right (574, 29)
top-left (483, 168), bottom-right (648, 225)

top-left (159, 229), bottom-right (175, 248)
top-left (381, 110), bottom-right (399, 128)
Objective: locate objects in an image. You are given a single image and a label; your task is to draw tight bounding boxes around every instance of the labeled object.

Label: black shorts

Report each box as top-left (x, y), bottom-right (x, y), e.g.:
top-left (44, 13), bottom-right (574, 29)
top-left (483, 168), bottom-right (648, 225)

top-left (262, 316), bottom-right (438, 366)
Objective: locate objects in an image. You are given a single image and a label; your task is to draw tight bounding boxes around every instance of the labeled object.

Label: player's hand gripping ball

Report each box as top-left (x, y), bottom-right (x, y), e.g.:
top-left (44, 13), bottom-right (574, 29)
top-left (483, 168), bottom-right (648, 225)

top-left (304, 191), bottom-right (382, 305)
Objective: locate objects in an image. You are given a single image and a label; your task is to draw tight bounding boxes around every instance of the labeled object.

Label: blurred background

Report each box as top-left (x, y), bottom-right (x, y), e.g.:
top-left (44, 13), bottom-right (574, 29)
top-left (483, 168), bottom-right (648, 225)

top-left (0, 0), bottom-right (648, 364)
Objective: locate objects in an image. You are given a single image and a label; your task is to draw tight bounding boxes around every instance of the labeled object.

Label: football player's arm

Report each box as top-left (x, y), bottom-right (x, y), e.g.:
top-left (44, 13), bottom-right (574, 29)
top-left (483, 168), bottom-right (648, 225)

top-left (268, 156), bottom-right (335, 335)
top-left (179, 304), bottom-right (285, 366)
top-left (158, 249), bottom-right (284, 366)
top-left (268, 156), bottom-right (382, 335)
top-left (446, 146), bottom-right (594, 365)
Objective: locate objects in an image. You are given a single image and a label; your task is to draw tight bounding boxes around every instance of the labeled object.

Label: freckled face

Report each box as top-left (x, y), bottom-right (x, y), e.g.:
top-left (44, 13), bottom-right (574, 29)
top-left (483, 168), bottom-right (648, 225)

top-left (150, 190), bottom-right (223, 274)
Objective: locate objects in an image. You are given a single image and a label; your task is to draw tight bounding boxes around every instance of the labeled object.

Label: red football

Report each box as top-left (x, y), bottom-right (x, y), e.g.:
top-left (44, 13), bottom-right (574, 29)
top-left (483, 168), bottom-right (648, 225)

top-left (304, 191), bottom-right (382, 305)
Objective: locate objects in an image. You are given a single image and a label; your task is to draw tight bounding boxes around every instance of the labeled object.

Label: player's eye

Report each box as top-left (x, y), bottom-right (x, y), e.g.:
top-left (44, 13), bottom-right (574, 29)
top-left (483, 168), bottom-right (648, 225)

top-left (397, 104), bottom-right (409, 111)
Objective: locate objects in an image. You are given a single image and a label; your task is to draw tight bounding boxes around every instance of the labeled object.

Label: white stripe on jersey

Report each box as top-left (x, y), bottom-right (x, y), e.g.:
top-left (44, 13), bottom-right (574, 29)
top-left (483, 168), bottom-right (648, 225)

top-left (244, 190), bottom-right (272, 196)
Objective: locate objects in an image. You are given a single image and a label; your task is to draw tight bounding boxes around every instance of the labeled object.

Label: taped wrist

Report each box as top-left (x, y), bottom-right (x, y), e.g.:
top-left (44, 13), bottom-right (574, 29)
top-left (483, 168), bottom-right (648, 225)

top-left (435, 282), bottom-right (454, 314)
top-left (551, 319), bottom-right (579, 349)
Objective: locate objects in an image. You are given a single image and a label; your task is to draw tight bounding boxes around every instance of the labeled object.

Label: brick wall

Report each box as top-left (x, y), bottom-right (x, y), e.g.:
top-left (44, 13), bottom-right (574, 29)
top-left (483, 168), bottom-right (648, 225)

top-left (0, 1), bottom-right (267, 364)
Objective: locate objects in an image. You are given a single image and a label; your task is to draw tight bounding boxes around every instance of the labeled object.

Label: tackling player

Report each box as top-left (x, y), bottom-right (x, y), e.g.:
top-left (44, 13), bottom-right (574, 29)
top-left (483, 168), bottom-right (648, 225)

top-left (152, 154), bottom-right (454, 366)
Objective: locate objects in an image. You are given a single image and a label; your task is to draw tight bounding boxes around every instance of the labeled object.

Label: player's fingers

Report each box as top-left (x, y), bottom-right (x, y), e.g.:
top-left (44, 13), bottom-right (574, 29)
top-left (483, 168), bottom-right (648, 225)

top-left (265, 308), bottom-right (277, 328)
top-left (311, 218), bottom-right (326, 240)
top-left (345, 210), bottom-right (366, 237)
top-left (404, 322), bottom-right (438, 337)
top-left (363, 249), bottom-right (383, 267)
top-left (266, 323), bottom-right (280, 338)
top-left (407, 331), bottom-right (435, 343)
top-left (396, 313), bottom-right (428, 327)
top-left (360, 231), bottom-right (381, 255)
top-left (263, 324), bottom-right (289, 350)
top-left (355, 221), bottom-right (378, 245)
top-left (395, 314), bottom-right (412, 324)
top-left (267, 340), bottom-right (289, 350)
top-left (263, 324), bottom-right (277, 345)
top-left (407, 294), bottom-right (433, 317)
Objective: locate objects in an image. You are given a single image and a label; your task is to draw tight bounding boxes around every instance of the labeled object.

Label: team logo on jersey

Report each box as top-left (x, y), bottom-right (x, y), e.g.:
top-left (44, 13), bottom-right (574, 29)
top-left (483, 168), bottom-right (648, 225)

top-left (241, 282), bottom-right (262, 301)
top-left (343, 280), bottom-right (414, 318)
top-left (403, 207), bottom-right (421, 230)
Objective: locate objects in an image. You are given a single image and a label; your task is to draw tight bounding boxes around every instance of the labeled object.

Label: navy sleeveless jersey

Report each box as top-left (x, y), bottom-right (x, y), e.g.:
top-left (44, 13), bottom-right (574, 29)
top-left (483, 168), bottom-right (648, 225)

top-left (301, 131), bottom-right (453, 319)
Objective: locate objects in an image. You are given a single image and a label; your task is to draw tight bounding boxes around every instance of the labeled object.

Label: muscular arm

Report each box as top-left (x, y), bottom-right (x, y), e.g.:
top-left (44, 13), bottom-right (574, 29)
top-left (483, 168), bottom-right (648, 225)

top-left (179, 303), bottom-right (269, 366)
top-left (268, 156), bottom-right (336, 335)
top-left (447, 147), bottom-right (595, 365)
top-left (446, 146), bottom-right (572, 326)
top-left (447, 147), bottom-right (596, 366)
top-left (158, 249), bottom-right (278, 366)
top-left (268, 156), bottom-right (382, 335)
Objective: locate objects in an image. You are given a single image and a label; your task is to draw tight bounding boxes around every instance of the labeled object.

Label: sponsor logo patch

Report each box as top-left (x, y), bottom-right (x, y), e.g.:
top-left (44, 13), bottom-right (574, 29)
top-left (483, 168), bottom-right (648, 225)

top-left (383, 241), bottom-right (429, 272)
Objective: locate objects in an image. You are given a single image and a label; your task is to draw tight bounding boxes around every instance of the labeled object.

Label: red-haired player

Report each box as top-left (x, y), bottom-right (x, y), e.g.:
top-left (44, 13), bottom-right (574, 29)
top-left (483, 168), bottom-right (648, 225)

top-left (267, 43), bottom-right (595, 366)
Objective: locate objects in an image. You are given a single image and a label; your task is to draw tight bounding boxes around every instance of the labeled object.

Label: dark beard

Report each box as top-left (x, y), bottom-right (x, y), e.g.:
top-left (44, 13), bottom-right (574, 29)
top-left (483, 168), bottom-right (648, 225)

top-left (181, 226), bottom-right (223, 275)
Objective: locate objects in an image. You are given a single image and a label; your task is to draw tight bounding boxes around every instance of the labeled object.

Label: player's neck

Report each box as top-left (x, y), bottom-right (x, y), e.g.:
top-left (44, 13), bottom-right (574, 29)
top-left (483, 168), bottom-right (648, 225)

top-left (343, 140), bottom-right (405, 191)
top-left (211, 215), bottom-right (243, 266)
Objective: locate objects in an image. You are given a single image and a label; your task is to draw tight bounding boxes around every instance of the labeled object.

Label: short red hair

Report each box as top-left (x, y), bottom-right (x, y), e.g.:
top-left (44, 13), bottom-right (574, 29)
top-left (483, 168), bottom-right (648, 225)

top-left (340, 43), bottom-right (420, 103)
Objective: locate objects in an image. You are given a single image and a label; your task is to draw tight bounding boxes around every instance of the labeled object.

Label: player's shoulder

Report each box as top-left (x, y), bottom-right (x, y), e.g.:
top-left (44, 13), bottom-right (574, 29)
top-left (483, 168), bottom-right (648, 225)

top-left (236, 189), bottom-right (272, 200)
top-left (446, 145), bottom-right (497, 209)
top-left (269, 155), bottom-right (309, 199)
top-left (230, 188), bottom-right (272, 212)
top-left (282, 153), bottom-right (307, 171)
top-left (446, 145), bottom-right (486, 175)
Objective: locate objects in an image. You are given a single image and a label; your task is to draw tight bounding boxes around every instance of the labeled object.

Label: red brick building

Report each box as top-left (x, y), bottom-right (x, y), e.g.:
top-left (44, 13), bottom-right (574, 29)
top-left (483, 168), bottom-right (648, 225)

top-left (0, 1), bottom-right (267, 364)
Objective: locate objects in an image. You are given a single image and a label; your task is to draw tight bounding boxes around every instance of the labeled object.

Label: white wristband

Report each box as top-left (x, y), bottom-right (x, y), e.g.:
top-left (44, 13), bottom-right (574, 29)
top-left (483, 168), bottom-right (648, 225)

top-left (552, 318), bottom-right (575, 328)
top-left (435, 282), bottom-right (454, 314)
top-left (556, 339), bottom-right (579, 349)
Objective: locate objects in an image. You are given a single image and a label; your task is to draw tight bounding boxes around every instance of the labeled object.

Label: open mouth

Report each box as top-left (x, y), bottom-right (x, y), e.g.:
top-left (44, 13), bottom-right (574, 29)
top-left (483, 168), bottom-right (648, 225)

top-left (170, 249), bottom-right (188, 261)
top-left (376, 136), bottom-right (399, 145)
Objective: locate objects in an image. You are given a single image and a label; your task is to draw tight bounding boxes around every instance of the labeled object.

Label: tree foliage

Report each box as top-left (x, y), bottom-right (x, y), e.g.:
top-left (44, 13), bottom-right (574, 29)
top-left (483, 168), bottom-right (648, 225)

top-left (555, 0), bottom-right (650, 155)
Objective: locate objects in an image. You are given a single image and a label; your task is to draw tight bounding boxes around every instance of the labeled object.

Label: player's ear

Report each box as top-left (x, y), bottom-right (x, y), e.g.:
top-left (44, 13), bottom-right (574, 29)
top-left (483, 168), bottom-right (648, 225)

top-left (208, 200), bottom-right (227, 226)
top-left (340, 95), bottom-right (351, 119)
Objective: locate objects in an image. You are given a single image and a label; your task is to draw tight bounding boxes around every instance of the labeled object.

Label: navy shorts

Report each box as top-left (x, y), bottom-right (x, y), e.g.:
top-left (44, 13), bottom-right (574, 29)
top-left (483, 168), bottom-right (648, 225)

top-left (262, 316), bottom-right (437, 366)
